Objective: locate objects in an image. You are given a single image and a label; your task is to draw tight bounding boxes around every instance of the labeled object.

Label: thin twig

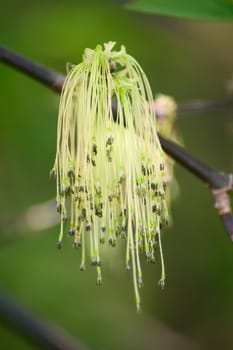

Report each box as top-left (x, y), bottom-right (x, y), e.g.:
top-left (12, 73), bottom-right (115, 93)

top-left (1, 46), bottom-right (233, 113)
top-left (178, 98), bottom-right (233, 116)
top-left (0, 45), bottom-right (232, 239)
top-left (159, 137), bottom-right (233, 240)
top-left (159, 136), bottom-right (230, 189)
top-left (0, 46), bottom-right (64, 92)
top-left (0, 288), bottom-right (88, 350)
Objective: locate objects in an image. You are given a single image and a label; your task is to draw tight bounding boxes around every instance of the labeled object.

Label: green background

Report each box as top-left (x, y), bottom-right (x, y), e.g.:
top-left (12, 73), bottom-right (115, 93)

top-left (0, 1), bottom-right (233, 349)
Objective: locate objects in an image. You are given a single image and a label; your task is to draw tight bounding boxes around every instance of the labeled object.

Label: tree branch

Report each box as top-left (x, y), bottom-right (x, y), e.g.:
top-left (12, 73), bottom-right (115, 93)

top-left (1, 46), bottom-right (233, 114)
top-left (0, 288), bottom-right (87, 350)
top-left (178, 98), bottom-right (233, 116)
top-left (0, 45), bottom-right (232, 239)
top-left (0, 46), bottom-right (64, 92)
top-left (159, 136), bottom-right (230, 189)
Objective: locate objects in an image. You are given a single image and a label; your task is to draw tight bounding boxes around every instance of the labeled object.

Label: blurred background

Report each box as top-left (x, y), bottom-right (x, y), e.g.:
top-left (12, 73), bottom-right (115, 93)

top-left (0, 0), bottom-right (233, 349)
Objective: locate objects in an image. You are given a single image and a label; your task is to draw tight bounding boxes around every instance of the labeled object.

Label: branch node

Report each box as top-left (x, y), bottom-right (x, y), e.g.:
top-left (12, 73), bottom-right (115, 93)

top-left (212, 174), bottom-right (232, 214)
top-left (211, 174), bottom-right (233, 241)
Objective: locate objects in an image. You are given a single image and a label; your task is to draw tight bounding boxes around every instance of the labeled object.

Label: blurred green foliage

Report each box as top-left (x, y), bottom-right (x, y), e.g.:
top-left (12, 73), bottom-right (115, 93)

top-left (0, 1), bottom-right (233, 349)
top-left (127, 0), bottom-right (233, 20)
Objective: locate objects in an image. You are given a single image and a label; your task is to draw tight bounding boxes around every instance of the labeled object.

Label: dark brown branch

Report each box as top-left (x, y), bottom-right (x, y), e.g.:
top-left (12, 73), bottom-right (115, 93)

top-left (0, 46), bottom-right (64, 92)
top-left (1, 45), bottom-right (232, 239)
top-left (0, 288), bottom-right (87, 350)
top-left (159, 136), bottom-right (233, 241)
top-left (220, 213), bottom-right (233, 241)
top-left (1, 46), bottom-right (233, 115)
top-left (159, 136), bottom-right (230, 189)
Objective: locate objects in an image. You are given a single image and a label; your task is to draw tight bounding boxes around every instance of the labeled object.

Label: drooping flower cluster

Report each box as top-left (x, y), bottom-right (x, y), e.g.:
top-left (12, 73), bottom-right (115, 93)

top-left (50, 42), bottom-right (169, 310)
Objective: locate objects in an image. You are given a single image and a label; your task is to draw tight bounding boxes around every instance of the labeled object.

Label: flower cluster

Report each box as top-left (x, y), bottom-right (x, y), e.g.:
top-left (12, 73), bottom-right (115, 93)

top-left (51, 42), bottom-right (169, 310)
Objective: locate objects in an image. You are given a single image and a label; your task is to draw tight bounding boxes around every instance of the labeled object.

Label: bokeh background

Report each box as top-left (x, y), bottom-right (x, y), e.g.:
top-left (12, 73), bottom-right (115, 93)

top-left (0, 1), bottom-right (233, 349)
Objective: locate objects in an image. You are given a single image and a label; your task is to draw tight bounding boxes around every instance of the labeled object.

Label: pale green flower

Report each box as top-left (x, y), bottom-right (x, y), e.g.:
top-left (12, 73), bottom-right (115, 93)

top-left (51, 42), bottom-right (169, 311)
top-left (155, 94), bottom-right (181, 205)
top-left (155, 94), bottom-right (177, 139)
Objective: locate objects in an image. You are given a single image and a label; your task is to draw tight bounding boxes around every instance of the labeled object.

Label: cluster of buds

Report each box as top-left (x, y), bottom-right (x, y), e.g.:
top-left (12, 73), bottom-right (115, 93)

top-left (51, 42), bottom-right (169, 311)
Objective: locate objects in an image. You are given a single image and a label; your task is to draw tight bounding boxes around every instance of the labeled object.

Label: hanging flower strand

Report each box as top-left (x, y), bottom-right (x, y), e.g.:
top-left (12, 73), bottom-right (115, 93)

top-left (50, 42), bottom-right (169, 311)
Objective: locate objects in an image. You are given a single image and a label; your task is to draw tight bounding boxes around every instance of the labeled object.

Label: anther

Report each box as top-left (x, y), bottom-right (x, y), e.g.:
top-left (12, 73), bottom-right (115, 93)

top-left (57, 241), bottom-right (63, 249)
top-left (158, 278), bottom-right (165, 290)
top-left (160, 163), bottom-right (165, 171)
top-left (80, 263), bottom-right (85, 271)
top-left (108, 236), bottom-right (116, 247)
top-left (73, 241), bottom-right (81, 249)
top-left (81, 208), bottom-right (87, 218)
top-left (119, 173), bottom-right (126, 184)
top-left (49, 168), bottom-right (56, 179)
top-left (67, 169), bottom-right (75, 182)
top-left (109, 59), bottom-right (116, 73)
top-left (56, 202), bottom-right (62, 213)
top-left (68, 228), bottom-right (75, 236)
top-left (86, 222), bottom-right (91, 231)
top-left (91, 258), bottom-right (101, 267)
top-left (106, 135), bottom-right (114, 146)
top-left (151, 183), bottom-right (157, 190)
top-left (65, 185), bottom-right (73, 196)
top-left (92, 144), bottom-right (97, 155)
top-left (79, 186), bottom-right (84, 192)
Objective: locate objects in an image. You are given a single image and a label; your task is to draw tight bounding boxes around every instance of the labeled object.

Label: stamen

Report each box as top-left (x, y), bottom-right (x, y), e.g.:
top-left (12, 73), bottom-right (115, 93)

top-left (51, 42), bottom-right (169, 310)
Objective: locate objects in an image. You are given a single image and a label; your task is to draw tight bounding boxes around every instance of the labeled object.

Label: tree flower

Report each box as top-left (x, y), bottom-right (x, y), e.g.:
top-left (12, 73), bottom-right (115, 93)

top-left (51, 42), bottom-right (169, 311)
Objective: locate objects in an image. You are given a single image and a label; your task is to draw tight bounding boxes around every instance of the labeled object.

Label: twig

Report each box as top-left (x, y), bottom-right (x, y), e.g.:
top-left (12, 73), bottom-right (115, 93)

top-left (178, 98), bottom-right (233, 116)
top-left (0, 45), bottom-right (232, 239)
top-left (0, 46), bottom-right (64, 92)
top-left (0, 288), bottom-right (88, 350)
top-left (159, 136), bottom-right (230, 189)
top-left (1, 46), bottom-right (233, 114)
top-left (159, 137), bottom-right (233, 240)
